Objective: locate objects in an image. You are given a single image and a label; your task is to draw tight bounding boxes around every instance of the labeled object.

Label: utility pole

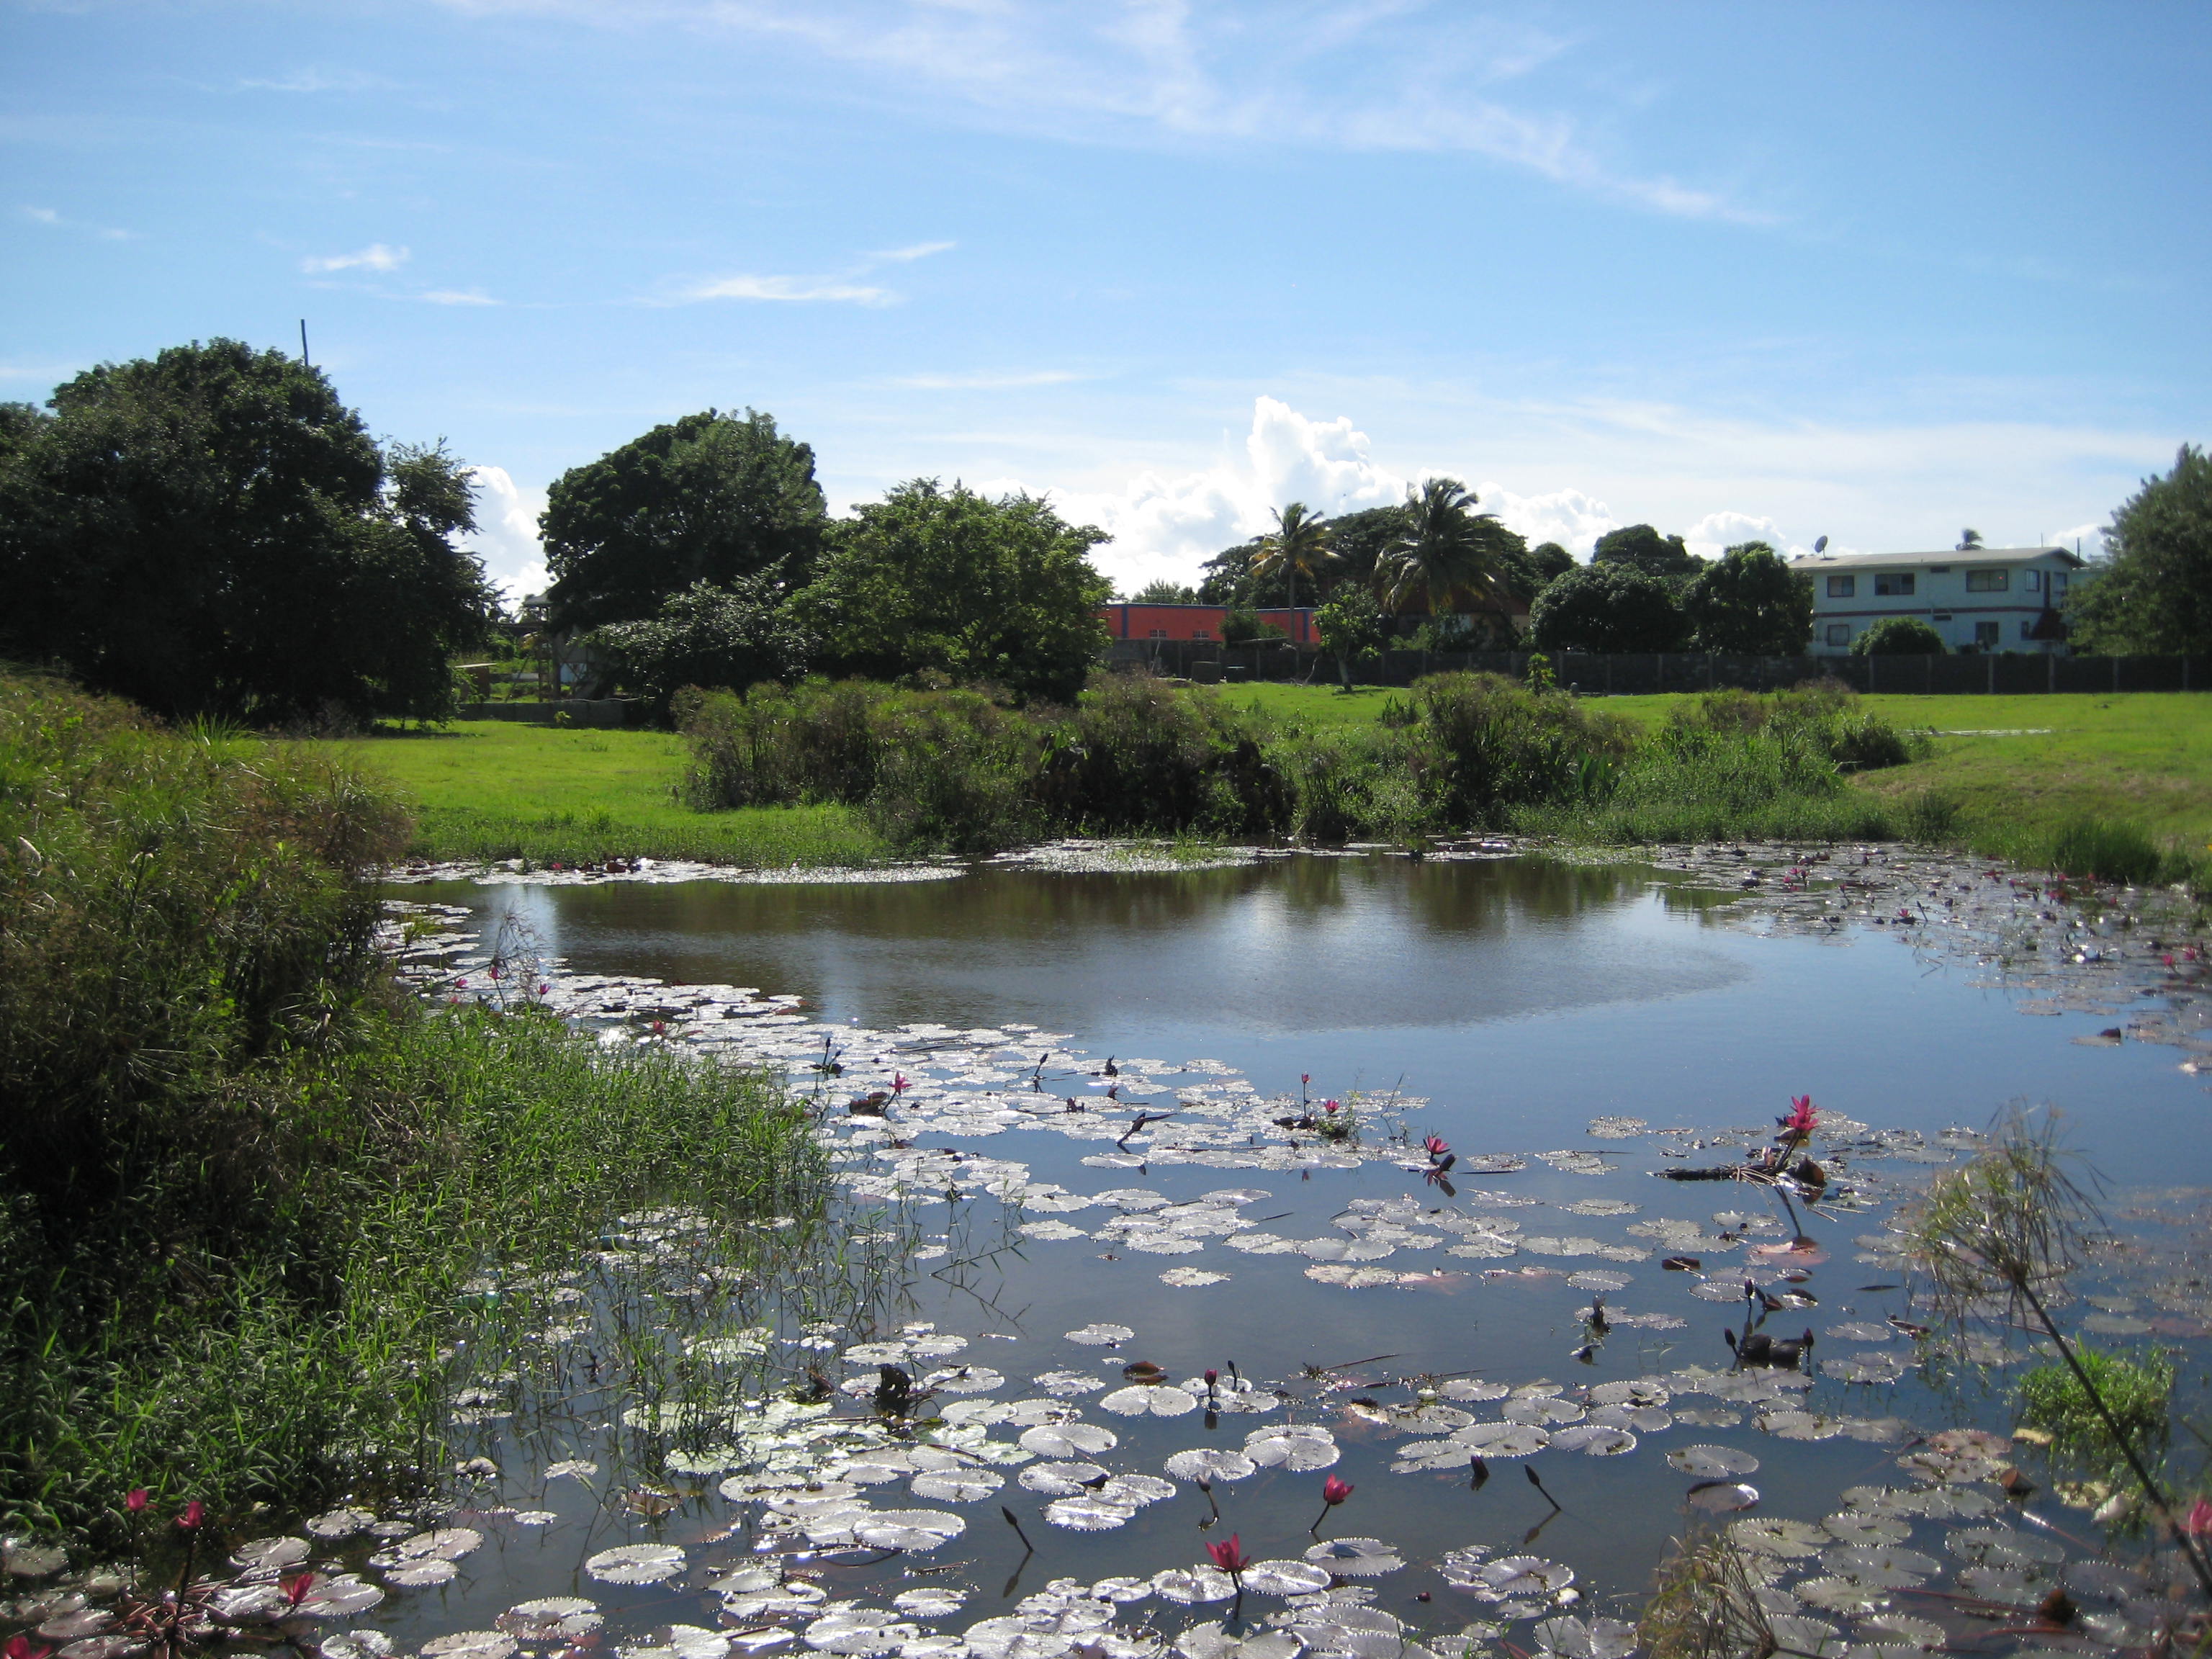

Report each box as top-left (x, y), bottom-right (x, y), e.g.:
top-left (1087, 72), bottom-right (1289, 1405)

top-left (299, 320), bottom-right (310, 368)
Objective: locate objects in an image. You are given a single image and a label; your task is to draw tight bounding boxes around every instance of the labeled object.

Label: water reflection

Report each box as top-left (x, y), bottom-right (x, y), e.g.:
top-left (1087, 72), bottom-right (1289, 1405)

top-left (469, 855), bottom-right (1744, 1040)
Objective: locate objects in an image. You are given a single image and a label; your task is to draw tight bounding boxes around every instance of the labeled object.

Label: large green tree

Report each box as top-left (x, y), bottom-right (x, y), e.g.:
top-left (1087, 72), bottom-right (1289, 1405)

top-left (540, 409), bottom-right (827, 631)
top-left (1375, 478), bottom-right (1517, 616)
top-left (1527, 561), bottom-right (1691, 652)
top-left (2067, 444), bottom-right (2212, 655)
top-left (1593, 523), bottom-right (1703, 581)
top-left (0, 340), bottom-right (493, 722)
top-left (1682, 541), bottom-right (1815, 655)
top-left (799, 480), bottom-right (1112, 701)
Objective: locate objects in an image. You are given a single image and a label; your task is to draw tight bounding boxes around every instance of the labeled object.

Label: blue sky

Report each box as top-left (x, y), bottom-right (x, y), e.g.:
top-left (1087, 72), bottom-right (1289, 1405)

top-left (6, 1), bottom-right (2209, 601)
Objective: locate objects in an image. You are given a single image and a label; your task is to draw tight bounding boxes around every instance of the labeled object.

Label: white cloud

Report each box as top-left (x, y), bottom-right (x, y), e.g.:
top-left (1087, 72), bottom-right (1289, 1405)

top-left (670, 272), bottom-right (896, 305)
top-left (418, 288), bottom-right (499, 305)
top-left (22, 206), bottom-right (59, 224)
top-left (895, 369), bottom-right (1084, 390)
top-left (1001, 395), bottom-right (1410, 593)
top-left (2049, 521), bottom-right (2105, 558)
top-left (237, 67), bottom-right (394, 93)
top-left (22, 204), bottom-right (135, 240)
top-left (464, 464), bottom-right (548, 605)
top-left (1479, 485), bottom-right (1620, 559)
top-left (868, 239), bottom-right (956, 262)
top-left (302, 242), bottom-right (410, 274)
top-left (1679, 508), bottom-right (1784, 561)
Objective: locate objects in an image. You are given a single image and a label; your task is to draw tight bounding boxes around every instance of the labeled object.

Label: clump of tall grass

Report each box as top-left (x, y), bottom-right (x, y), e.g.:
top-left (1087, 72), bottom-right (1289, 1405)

top-left (0, 671), bottom-right (824, 1549)
top-left (2044, 817), bottom-right (2169, 886)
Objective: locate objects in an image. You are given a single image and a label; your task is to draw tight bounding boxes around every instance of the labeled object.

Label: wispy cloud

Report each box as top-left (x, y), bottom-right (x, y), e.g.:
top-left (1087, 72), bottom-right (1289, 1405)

top-left (302, 242), bottom-right (410, 274)
top-left (236, 67), bottom-right (395, 94)
top-left (868, 239), bottom-right (956, 263)
top-left (436, 2), bottom-right (1766, 222)
top-left (896, 369), bottom-right (1084, 390)
top-left (418, 287), bottom-right (499, 305)
top-left (21, 204), bottom-right (136, 240)
top-left (670, 272), bottom-right (896, 306)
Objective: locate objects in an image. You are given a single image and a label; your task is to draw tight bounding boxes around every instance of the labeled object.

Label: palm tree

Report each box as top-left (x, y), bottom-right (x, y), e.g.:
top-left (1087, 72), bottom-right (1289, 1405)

top-left (1375, 477), bottom-right (1514, 621)
top-left (1247, 502), bottom-right (1338, 616)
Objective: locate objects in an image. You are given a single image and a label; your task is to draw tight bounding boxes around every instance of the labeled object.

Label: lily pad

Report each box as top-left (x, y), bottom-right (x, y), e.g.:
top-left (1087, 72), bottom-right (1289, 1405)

top-left (586, 1544), bottom-right (688, 1585)
top-left (804, 1611), bottom-right (921, 1655)
top-left (1241, 1560), bottom-right (1333, 1597)
top-left (1100, 1385), bottom-right (1200, 1417)
top-left (1668, 1445), bottom-right (1759, 1478)
top-left (1303, 1537), bottom-right (1403, 1576)
top-left (1164, 1448), bottom-right (1257, 1483)
top-left (853, 1509), bottom-right (966, 1551)
top-left (1019, 1423), bottom-right (1118, 1459)
top-left (1044, 1496), bottom-right (1138, 1531)
top-left (1065, 1324), bottom-right (1136, 1345)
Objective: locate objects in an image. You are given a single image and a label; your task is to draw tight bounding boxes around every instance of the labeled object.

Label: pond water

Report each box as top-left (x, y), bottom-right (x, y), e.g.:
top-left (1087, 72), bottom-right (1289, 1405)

top-left (134, 853), bottom-right (2212, 1659)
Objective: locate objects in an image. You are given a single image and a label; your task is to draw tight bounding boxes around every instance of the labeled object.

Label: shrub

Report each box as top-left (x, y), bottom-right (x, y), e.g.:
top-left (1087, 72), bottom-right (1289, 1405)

top-left (1039, 674), bottom-right (1286, 838)
top-left (1852, 616), bottom-right (1946, 655)
top-left (1527, 562), bottom-right (1691, 652)
top-left (1406, 673), bottom-right (1635, 824)
top-left (1666, 683), bottom-right (1920, 772)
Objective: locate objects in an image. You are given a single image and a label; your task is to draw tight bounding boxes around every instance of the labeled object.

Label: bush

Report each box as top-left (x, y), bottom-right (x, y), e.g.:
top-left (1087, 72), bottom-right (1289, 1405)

top-left (1852, 616), bottom-right (1946, 655)
top-left (2046, 817), bottom-right (2166, 886)
top-left (0, 671), bottom-right (825, 1543)
top-left (1406, 673), bottom-right (1635, 824)
top-left (1038, 674), bottom-right (1286, 838)
top-left (1666, 683), bottom-right (1920, 772)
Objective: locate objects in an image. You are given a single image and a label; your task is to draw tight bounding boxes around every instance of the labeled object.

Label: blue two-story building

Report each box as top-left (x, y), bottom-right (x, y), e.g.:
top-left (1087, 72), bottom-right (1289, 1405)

top-left (1786, 545), bottom-right (2084, 656)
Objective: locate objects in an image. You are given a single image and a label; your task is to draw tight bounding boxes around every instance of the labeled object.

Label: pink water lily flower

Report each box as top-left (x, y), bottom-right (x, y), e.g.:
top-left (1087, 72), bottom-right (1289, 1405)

top-left (176, 1499), bottom-right (204, 1531)
top-left (125, 1488), bottom-right (148, 1514)
top-left (2185, 1496), bottom-right (2212, 1537)
top-left (1205, 1534), bottom-right (1251, 1575)
top-left (1781, 1095), bottom-right (1817, 1136)
top-left (1423, 1135), bottom-right (1450, 1161)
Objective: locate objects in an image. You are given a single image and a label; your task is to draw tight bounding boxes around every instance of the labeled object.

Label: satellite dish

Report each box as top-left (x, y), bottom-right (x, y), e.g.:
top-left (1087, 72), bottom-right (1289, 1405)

top-left (1814, 535), bottom-right (1829, 555)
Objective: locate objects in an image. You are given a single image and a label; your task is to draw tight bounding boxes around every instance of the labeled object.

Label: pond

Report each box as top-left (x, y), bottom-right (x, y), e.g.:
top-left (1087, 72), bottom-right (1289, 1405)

top-left (173, 852), bottom-right (2212, 1659)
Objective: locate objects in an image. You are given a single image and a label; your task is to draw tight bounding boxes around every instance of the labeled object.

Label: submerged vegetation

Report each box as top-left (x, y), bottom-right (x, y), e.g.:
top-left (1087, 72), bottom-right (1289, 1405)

top-left (2018, 1345), bottom-right (2176, 1481)
top-left (0, 672), bottom-right (826, 1544)
top-left (680, 673), bottom-right (1935, 856)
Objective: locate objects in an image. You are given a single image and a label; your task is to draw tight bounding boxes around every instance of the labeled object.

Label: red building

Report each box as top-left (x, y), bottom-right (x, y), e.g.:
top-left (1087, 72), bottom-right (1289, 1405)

top-left (1099, 603), bottom-right (1317, 644)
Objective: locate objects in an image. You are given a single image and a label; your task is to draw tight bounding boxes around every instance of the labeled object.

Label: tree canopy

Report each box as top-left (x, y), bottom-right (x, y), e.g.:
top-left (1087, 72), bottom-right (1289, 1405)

top-left (797, 480), bottom-right (1111, 702)
top-left (1128, 579), bottom-right (1198, 604)
top-left (1527, 561), bottom-right (1691, 653)
top-left (588, 576), bottom-right (816, 711)
top-left (540, 409), bottom-right (827, 632)
top-left (1593, 523), bottom-right (1703, 581)
top-left (2067, 444), bottom-right (2212, 655)
top-left (1376, 478), bottom-right (1517, 616)
top-left (1681, 541), bottom-right (1815, 655)
top-left (1246, 502), bottom-right (1337, 611)
top-left (0, 339), bottom-right (493, 723)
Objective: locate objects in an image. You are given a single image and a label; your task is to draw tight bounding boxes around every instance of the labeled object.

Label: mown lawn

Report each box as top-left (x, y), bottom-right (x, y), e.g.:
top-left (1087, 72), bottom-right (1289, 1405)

top-left (338, 721), bottom-right (888, 866)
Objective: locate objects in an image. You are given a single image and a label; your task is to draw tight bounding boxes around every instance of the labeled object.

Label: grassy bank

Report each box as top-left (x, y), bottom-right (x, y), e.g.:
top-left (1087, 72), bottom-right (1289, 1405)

top-left (341, 720), bottom-right (889, 866)
top-left (0, 675), bottom-right (827, 1547)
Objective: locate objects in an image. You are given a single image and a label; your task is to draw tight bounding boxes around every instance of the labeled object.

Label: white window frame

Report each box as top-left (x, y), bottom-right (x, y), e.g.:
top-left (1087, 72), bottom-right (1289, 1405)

top-left (1825, 623), bottom-right (1851, 647)
top-left (1966, 569), bottom-right (2010, 593)
top-left (1826, 574), bottom-right (1856, 598)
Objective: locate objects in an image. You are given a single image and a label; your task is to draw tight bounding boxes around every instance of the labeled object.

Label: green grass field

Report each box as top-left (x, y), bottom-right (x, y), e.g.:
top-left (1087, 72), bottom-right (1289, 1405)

top-left (1249, 683), bottom-right (2212, 860)
top-left (340, 721), bottom-right (889, 866)
top-left (338, 687), bottom-right (2212, 869)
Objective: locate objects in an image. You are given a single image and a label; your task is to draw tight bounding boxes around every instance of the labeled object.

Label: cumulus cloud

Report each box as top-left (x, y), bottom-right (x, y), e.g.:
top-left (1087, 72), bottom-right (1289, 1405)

top-left (302, 242), bottom-right (409, 274)
top-left (1012, 396), bottom-right (1409, 593)
top-left (670, 272), bottom-right (896, 305)
top-left (2049, 521), bottom-right (2105, 558)
top-left (464, 465), bottom-right (548, 606)
top-left (418, 288), bottom-right (499, 305)
top-left (1680, 508), bottom-right (1786, 560)
top-left (1479, 485), bottom-right (1621, 559)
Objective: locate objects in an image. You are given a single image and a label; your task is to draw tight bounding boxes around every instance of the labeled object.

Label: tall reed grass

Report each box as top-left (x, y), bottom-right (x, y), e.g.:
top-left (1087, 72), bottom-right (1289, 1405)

top-left (678, 673), bottom-right (1930, 853)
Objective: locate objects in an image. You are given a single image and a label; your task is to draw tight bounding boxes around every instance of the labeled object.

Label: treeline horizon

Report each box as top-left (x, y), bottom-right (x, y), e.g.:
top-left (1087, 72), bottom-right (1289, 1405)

top-left (3, 341), bottom-right (2206, 727)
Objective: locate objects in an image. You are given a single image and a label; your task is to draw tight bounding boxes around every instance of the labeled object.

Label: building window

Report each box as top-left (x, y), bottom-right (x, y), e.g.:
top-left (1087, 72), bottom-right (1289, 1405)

top-left (1148, 629), bottom-right (1168, 639)
top-left (2053, 571), bottom-right (2068, 593)
top-left (2019, 621), bottom-right (2036, 640)
top-left (1974, 621), bottom-right (2001, 648)
top-left (1825, 624), bottom-right (1851, 647)
top-left (1965, 569), bottom-right (2009, 592)
top-left (1191, 629), bottom-right (1211, 640)
top-left (1874, 572), bottom-right (1915, 596)
top-left (2023, 569), bottom-right (2043, 593)
top-left (1826, 575), bottom-right (1856, 598)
